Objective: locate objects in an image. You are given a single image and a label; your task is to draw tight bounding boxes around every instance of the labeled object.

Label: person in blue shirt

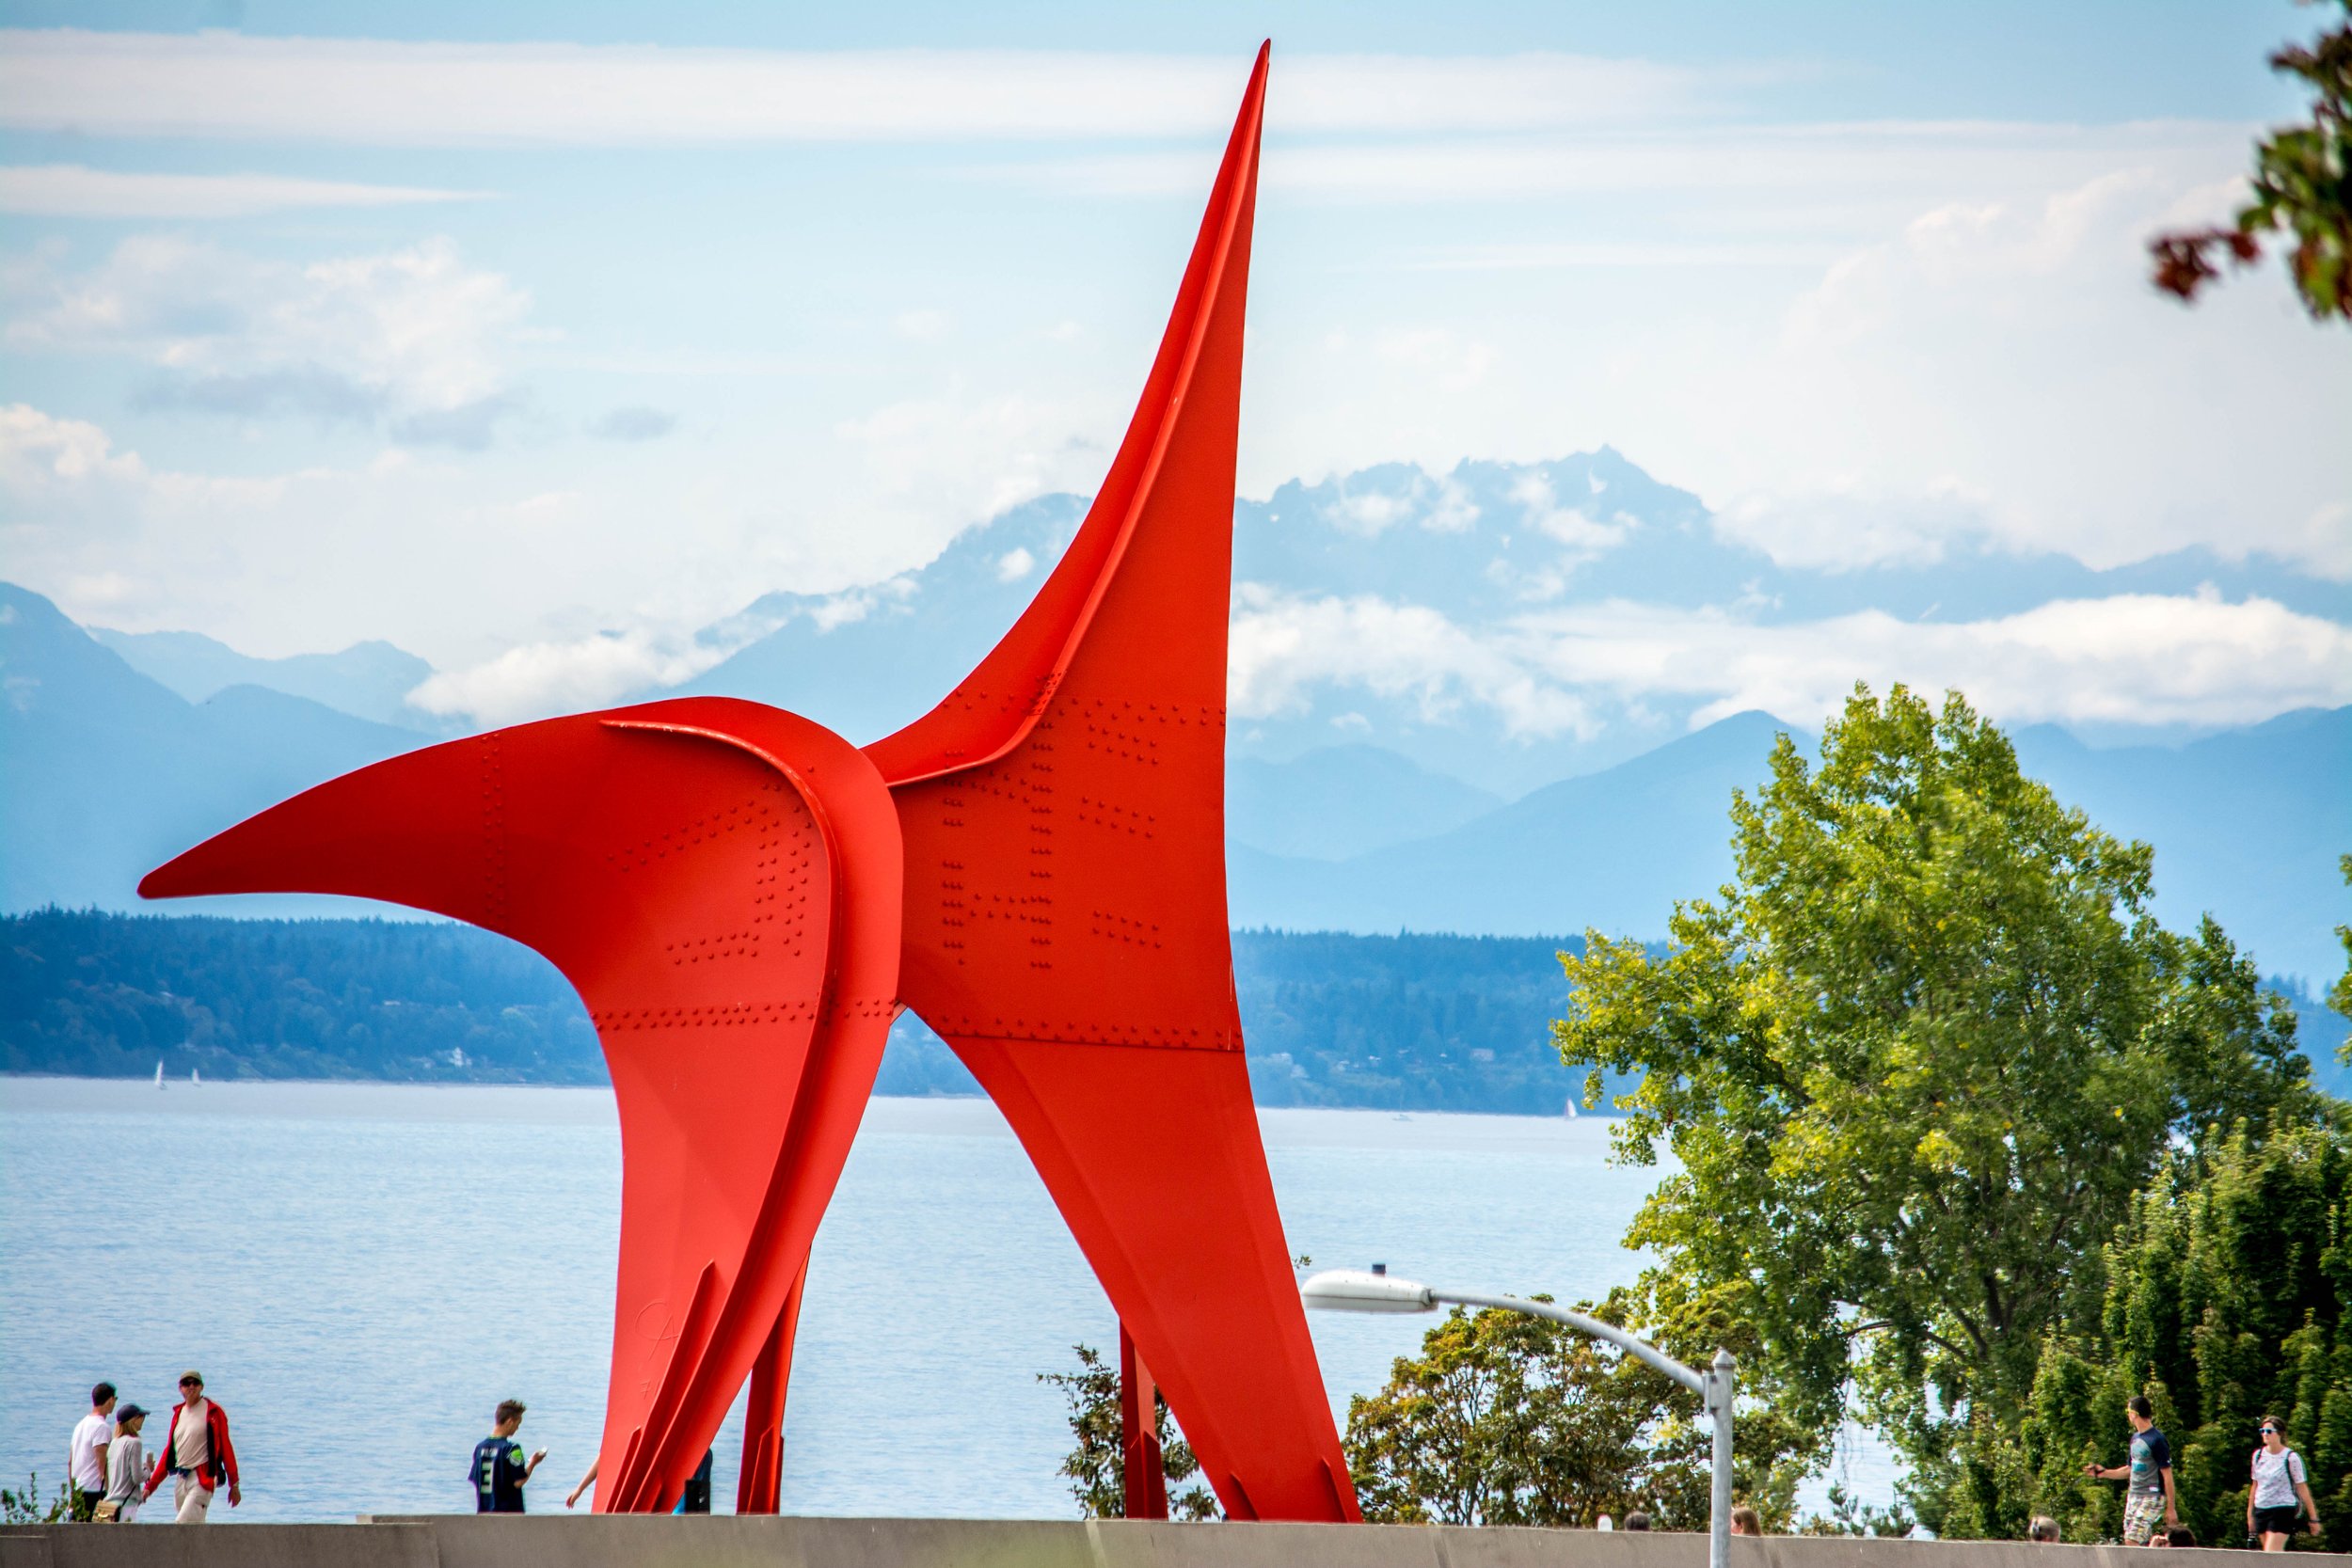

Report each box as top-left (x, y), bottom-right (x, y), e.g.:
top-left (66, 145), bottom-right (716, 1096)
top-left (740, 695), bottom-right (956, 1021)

top-left (470, 1400), bottom-right (546, 1513)
top-left (2084, 1394), bottom-right (2177, 1544)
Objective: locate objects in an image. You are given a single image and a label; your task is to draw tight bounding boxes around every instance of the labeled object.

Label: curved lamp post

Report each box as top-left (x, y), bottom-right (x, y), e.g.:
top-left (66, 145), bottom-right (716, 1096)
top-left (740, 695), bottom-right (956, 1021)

top-left (1301, 1265), bottom-right (1738, 1568)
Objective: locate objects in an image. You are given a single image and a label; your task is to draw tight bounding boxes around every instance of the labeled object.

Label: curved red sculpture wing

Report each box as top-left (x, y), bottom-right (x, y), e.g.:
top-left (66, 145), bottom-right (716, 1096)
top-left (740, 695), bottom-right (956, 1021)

top-left (872, 45), bottom-right (1359, 1523)
top-left (141, 698), bottom-right (901, 1513)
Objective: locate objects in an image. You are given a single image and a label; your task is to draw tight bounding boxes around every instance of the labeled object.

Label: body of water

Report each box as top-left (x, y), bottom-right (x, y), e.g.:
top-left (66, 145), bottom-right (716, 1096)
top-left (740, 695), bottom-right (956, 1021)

top-left (0, 1078), bottom-right (1892, 1523)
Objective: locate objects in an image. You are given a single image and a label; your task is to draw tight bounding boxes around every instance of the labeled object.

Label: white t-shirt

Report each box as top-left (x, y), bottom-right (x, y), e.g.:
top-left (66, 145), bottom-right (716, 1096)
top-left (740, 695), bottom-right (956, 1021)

top-left (173, 1399), bottom-right (212, 1472)
top-left (2253, 1447), bottom-right (2308, 1510)
top-left (70, 1411), bottom-right (111, 1490)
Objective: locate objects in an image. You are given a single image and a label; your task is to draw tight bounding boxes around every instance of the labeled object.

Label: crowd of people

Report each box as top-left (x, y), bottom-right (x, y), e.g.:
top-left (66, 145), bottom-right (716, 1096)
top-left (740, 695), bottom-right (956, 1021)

top-left (56, 1374), bottom-right (2332, 1544)
top-left (57, 1376), bottom-right (714, 1525)
top-left (62, 1372), bottom-right (238, 1525)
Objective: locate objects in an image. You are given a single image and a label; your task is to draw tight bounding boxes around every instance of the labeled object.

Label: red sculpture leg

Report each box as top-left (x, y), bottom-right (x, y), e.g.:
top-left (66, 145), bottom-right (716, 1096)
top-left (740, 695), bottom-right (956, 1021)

top-left (1119, 1321), bottom-right (1168, 1520)
top-left (138, 698), bottom-right (902, 1515)
top-left (737, 1259), bottom-right (806, 1514)
top-left (872, 46), bottom-right (1359, 1523)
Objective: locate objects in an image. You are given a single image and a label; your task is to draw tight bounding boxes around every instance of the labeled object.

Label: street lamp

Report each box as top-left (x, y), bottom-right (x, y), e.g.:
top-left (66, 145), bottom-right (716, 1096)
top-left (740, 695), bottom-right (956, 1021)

top-left (1301, 1265), bottom-right (1738, 1568)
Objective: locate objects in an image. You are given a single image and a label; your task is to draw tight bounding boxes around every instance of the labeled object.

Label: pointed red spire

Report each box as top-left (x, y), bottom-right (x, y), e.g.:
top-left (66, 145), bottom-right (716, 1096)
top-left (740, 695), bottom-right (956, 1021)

top-left (876, 45), bottom-right (1360, 1522)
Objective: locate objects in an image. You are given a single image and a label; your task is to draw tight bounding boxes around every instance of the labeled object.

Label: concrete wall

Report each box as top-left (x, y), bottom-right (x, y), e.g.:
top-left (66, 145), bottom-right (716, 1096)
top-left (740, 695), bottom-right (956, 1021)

top-left (0, 1515), bottom-right (2312, 1568)
top-left (0, 1522), bottom-right (435, 1568)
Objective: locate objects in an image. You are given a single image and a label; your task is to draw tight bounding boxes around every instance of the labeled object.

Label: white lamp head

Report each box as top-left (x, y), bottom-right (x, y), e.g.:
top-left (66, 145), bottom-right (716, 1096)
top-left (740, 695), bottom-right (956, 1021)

top-left (1299, 1265), bottom-right (1436, 1314)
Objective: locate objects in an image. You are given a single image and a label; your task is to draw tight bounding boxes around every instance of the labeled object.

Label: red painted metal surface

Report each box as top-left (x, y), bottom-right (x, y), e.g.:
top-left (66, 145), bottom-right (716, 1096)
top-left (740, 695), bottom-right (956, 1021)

top-left (1119, 1323), bottom-right (1168, 1520)
top-left (736, 1260), bottom-right (804, 1514)
top-left (139, 702), bottom-right (904, 1514)
top-left (139, 45), bottom-right (1356, 1523)
top-left (872, 43), bottom-right (1353, 1524)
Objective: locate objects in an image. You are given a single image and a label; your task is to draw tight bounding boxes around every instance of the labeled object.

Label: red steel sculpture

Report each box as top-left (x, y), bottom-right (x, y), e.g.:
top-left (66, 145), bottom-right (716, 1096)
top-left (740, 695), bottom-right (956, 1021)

top-left (139, 47), bottom-right (1359, 1523)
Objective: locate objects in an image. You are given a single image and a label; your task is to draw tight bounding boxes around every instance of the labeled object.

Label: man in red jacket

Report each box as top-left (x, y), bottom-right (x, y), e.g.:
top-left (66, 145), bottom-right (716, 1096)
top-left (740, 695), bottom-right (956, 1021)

top-left (143, 1371), bottom-right (239, 1523)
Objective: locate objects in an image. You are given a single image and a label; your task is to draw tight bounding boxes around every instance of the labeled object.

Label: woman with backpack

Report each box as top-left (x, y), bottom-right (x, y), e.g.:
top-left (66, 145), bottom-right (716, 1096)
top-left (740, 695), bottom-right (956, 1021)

top-left (2248, 1415), bottom-right (2322, 1551)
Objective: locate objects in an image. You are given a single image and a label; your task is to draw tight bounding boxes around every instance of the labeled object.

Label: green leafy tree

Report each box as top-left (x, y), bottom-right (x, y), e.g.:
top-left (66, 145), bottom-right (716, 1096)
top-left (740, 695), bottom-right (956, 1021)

top-left (1556, 686), bottom-right (2315, 1513)
top-left (0, 1473), bottom-right (72, 1524)
top-left (2150, 0), bottom-right (2351, 320)
top-left (1800, 1481), bottom-right (1916, 1539)
top-left (1950, 1120), bottom-right (2352, 1545)
top-left (2331, 854), bottom-right (2352, 1030)
top-left (1343, 1281), bottom-right (1816, 1528)
top-left (1039, 1343), bottom-right (1216, 1520)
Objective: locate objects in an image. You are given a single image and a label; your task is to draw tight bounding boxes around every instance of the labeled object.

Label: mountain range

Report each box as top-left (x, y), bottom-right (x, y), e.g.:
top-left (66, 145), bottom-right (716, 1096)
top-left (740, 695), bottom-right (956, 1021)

top-left (48, 447), bottom-right (2343, 783)
top-left (5, 573), bottom-right (2346, 986)
top-left (672, 450), bottom-right (2350, 793)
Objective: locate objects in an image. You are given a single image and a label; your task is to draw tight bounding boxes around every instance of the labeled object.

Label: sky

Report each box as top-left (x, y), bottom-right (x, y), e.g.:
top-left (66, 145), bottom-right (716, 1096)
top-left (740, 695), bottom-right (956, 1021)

top-left (2, 0), bottom-right (2346, 739)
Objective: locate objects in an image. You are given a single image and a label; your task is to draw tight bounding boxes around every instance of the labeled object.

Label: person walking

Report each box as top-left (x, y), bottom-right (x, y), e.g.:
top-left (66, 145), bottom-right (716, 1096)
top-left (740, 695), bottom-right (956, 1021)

top-left (2248, 1414), bottom-right (2323, 1551)
top-left (1729, 1505), bottom-right (1762, 1537)
top-left (100, 1404), bottom-right (148, 1523)
top-left (469, 1400), bottom-right (546, 1513)
top-left (142, 1370), bottom-right (239, 1523)
top-left (2084, 1394), bottom-right (2176, 1548)
top-left (68, 1382), bottom-right (117, 1522)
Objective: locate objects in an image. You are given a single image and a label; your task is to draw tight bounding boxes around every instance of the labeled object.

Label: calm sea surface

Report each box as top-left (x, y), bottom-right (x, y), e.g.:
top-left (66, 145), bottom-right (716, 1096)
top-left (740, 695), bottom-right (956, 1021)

top-left (0, 1079), bottom-right (1892, 1523)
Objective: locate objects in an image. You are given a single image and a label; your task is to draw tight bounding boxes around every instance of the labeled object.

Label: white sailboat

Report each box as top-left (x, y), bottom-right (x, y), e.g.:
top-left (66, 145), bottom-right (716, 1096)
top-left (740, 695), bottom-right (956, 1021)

top-left (154, 1060), bottom-right (166, 1090)
top-left (190, 1067), bottom-right (201, 1087)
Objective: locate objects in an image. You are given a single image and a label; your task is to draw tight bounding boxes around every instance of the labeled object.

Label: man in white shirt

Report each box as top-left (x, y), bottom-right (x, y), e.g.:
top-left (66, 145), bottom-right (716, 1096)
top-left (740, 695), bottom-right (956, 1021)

top-left (68, 1382), bottom-right (117, 1522)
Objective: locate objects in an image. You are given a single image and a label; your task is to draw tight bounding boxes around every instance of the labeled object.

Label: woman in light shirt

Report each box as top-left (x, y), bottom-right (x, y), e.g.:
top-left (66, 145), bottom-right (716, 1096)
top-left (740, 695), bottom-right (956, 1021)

top-left (2248, 1415), bottom-right (2322, 1551)
top-left (101, 1404), bottom-right (148, 1522)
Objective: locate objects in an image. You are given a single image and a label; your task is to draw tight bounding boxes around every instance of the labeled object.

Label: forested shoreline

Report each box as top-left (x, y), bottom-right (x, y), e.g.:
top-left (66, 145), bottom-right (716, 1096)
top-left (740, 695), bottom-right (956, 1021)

top-left (0, 910), bottom-right (1622, 1115)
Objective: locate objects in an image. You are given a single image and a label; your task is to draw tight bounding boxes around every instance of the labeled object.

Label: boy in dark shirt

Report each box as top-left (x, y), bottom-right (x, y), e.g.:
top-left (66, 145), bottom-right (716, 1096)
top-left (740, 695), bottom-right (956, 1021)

top-left (470, 1400), bottom-right (546, 1513)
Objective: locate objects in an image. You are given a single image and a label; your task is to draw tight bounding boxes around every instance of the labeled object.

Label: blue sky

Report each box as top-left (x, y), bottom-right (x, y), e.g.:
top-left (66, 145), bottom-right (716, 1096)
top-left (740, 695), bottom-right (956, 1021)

top-left (2, 1), bottom-right (2346, 736)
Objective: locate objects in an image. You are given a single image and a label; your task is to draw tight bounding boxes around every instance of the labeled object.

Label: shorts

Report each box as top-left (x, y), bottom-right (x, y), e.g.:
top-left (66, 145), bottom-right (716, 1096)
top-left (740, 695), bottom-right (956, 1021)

top-left (2122, 1490), bottom-right (2167, 1544)
top-left (2254, 1504), bottom-right (2303, 1537)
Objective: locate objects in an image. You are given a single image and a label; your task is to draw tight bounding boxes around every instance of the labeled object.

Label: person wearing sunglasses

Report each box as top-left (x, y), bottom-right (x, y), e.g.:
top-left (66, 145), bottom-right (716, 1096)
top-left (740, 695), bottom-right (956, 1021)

top-left (2249, 1416), bottom-right (2321, 1551)
top-left (141, 1371), bottom-right (239, 1523)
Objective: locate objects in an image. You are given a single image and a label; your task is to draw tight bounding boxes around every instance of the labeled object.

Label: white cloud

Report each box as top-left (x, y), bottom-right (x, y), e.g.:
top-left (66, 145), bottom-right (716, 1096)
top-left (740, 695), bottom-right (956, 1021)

top-left (0, 32), bottom-right (1707, 147)
top-left (1020, 119), bottom-right (2245, 203)
top-left (831, 391), bottom-right (1107, 564)
top-left (1711, 478), bottom-right (2000, 572)
top-left (0, 401), bottom-right (287, 525)
top-left (7, 235), bottom-right (531, 436)
top-left (405, 627), bottom-right (728, 726)
top-left (1508, 472), bottom-right (1628, 554)
top-left (994, 546), bottom-right (1037, 581)
top-left (1525, 593), bottom-right (2352, 729)
top-left (894, 308), bottom-right (951, 341)
top-left (1227, 584), bottom-right (2352, 740)
top-left (1304, 467), bottom-right (1483, 538)
top-left (0, 404), bottom-right (754, 668)
top-left (1229, 585), bottom-right (1597, 740)
top-left (0, 402), bottom-right (145, 490)
top-left (1376, 327), bottom-right (1495, 394)
top-left (1536, 168), bottom-right (2352, 581)
top-left (0, 165), bottom-right (488, 218)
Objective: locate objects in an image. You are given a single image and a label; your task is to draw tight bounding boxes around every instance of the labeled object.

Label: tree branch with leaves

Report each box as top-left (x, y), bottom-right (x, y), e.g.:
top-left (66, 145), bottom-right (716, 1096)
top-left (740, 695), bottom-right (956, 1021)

top-left (2150, 0), bottom-right (2351, 320)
